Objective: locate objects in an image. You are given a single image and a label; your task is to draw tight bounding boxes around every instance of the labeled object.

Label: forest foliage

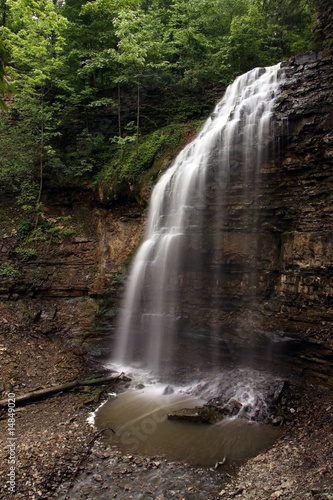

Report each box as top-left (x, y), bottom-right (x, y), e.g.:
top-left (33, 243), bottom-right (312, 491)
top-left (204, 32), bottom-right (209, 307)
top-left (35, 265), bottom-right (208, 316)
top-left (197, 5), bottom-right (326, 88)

top-left (0, 0), bottom-right (318, 210)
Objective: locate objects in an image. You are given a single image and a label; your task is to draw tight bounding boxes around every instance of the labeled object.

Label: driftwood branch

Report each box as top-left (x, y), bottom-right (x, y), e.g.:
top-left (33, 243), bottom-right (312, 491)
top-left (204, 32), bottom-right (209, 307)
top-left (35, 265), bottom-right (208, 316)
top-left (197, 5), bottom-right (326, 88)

top-left (63, 426), bottom-right (116, 498)
top-left (0, 372), bottom-right (126, 409)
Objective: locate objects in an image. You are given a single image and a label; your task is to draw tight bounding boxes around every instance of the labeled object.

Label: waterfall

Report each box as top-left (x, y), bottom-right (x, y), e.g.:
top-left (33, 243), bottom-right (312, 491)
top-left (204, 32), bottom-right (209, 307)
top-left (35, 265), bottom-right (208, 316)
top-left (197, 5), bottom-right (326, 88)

top-left (114, 64), bottom-right (284, 372)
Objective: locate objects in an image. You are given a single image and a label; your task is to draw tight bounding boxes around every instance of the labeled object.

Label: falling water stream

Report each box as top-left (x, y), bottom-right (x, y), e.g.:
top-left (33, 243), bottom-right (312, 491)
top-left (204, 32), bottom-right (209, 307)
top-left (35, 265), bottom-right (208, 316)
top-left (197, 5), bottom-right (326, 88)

top-left (114, 63), bottom-right (283, 370)
top-left (95, 64), bottom-right (286, 466)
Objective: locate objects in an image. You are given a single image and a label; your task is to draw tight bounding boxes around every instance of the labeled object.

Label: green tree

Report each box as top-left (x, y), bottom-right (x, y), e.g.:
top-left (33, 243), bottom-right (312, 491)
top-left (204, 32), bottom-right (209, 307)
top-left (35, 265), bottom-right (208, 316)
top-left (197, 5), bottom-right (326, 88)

top-left (114, 9), bottom-right (149, 154)
top-left (0, 38), bottom-right (8, 109)
top-left (227, 0), bottom-right (316, 75)
top-left (1, 0), bottom-right (67, 221)
top-left (0, 0), bottom-right (7, 26)
top-left (106, 5), bottom-right (167, 155)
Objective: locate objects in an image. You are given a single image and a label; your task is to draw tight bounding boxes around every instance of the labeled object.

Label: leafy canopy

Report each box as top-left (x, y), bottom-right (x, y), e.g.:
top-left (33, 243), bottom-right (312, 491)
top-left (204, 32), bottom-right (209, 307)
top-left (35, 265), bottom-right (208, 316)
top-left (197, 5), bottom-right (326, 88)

top-left (0, 0), bottom-right (318, 199)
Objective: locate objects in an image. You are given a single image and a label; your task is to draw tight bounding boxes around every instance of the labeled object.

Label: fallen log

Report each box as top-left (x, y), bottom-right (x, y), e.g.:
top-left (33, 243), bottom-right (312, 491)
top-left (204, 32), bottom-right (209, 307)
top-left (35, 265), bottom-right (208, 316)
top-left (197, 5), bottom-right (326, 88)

top-left (0, 372), bottom-right (127, 409)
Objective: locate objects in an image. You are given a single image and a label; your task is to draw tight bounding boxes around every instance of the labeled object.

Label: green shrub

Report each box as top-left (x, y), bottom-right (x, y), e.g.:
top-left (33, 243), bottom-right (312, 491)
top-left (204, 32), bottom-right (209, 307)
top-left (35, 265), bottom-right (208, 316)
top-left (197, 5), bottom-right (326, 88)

top-left (15, 246), bottom-right (38, 260)
top-left (0, 263), bottom-right (20, 277)
top-left (16, 181), bottom-right (39, 213)
top-left (16, 221), bottom-right (33, 240)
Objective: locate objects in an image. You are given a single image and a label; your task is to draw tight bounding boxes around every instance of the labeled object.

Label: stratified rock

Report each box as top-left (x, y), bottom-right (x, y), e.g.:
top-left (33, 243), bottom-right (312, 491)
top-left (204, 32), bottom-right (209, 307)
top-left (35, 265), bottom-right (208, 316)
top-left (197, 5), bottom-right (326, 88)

top-left (167, 405), bottom-right (224, 424)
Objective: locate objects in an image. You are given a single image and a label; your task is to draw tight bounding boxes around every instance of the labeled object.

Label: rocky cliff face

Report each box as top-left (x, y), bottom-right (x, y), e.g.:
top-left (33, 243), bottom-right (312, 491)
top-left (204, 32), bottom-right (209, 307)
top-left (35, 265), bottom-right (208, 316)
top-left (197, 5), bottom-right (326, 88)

top-left (0, 191), bottom-right (143, 355)
top-left (267, 50), bottom-right (332, 333)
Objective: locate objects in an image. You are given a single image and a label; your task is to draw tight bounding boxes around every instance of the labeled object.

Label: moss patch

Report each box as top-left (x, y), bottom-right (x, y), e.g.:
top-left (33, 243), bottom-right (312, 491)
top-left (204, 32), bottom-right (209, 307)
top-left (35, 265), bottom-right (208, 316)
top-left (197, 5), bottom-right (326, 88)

top-left (96, 120), bottom-right (203, 205)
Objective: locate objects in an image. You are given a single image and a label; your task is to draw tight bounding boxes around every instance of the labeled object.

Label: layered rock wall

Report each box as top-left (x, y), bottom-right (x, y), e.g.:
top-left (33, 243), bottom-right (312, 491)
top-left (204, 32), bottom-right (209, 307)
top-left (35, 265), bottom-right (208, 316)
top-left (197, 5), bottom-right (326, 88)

top-left (0, 192), bottom-right (143, 351)
top-left (265, 50), bottom-right (333, 335)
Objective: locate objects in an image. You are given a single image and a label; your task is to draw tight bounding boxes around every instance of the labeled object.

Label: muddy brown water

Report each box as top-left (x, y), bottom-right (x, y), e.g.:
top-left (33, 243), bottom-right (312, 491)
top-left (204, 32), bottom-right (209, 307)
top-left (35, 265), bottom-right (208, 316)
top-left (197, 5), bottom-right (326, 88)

top-left (94, 384), bottom-right (281, 467)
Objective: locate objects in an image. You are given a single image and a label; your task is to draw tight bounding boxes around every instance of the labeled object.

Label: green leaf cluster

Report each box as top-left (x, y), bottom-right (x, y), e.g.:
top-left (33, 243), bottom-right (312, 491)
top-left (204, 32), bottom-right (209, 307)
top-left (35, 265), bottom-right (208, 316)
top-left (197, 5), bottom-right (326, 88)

top-left (0, 262), bottom-right (20, 278)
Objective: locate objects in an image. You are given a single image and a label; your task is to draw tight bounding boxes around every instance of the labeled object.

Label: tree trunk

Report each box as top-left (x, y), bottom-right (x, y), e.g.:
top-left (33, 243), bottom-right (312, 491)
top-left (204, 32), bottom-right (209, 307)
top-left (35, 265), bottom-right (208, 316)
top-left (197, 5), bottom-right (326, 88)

top-left (118, 80), bottom-right (123, 160)
top-left (35, 89), bottom-right (44, 229)
top-left (136, 78), bottom-right (140, 158)
top-left (0, 373), bottom-right (126, 409)
top-left (1, 0), bottom-right (7, 26)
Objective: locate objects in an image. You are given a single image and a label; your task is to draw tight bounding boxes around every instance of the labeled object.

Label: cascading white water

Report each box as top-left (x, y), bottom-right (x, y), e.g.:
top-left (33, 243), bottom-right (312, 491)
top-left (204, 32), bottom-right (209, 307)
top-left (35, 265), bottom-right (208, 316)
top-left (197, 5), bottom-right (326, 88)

top-left (114, 64), bottom-right (284, 372)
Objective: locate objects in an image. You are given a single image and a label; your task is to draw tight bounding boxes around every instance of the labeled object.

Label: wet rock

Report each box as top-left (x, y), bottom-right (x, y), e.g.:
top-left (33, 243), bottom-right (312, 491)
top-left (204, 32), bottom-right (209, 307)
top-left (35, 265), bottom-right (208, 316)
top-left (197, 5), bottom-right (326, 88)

top-left (167, 405), bottom-right (223, 424)
top-left (163, 385), bottom-right (175, 395)
top-left (271, 416), bottom-right (284, 426)
top-left (223, 399), bottom-right (243, 416)
top-left (267, 381), bottom-right (289, 405)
